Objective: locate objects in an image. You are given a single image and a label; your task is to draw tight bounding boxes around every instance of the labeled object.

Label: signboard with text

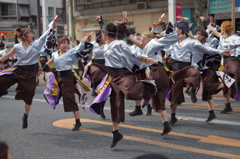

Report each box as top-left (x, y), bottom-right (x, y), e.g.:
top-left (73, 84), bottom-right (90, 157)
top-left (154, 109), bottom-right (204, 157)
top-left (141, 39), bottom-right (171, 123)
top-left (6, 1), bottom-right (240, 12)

top-left (209, 0), bottom-right (231, 14)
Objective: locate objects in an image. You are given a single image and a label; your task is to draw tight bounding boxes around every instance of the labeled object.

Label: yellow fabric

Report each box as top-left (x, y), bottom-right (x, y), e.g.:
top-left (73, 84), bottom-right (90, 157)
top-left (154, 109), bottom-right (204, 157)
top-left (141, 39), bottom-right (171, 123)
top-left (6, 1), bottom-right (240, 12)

top-left (52, 79), bottom-right (59, 96)
top-left (73, 73), bottom-right (90, 91)
top-left (218, 65), bottom-right (224, 71)
top-left (83, 59), bottom-right (93, 77)
top-left (95, 74), bottom-right (112, 95)
top-left (164, 66), bottom-right (170, 72)
top-left (0, 67), bottom-right (17, 74)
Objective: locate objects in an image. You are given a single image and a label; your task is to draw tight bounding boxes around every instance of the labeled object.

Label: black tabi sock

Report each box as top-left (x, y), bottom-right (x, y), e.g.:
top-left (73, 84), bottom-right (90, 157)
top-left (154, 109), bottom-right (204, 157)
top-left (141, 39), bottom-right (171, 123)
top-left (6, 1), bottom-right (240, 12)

top-left (75, 119), bottom-right (81, 124)
top-left (209, 110), bottom-right (214, 116)
top-left (171, 113), bottom-right (176, 119)
top-left (135, 106), bottom-right (141, 110)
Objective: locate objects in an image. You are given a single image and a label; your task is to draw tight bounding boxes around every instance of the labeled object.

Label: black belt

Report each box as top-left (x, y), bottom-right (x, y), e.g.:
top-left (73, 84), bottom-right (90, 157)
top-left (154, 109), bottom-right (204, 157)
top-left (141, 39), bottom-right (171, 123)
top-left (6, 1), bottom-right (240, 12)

top-left (108, 67), bottom-right (127, 76)
top-left (224, 56), bottom-right (240, 64)
top-left (172, 62), bottom-right (191, 71)
top-left (17, 63), bottom-right (39, 71)
top-left (92, 59), bottom-right (105, 64)
top-left (55, 70), bottom-right (73, 77)
top-left (149, 62), bottom-right (164, 70)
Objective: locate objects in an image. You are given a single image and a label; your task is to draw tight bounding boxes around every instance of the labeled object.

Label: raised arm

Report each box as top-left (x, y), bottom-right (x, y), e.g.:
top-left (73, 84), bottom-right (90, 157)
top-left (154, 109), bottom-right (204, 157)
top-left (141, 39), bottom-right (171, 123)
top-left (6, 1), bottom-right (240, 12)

top-left (34, 16), bottom-right (58, 51)
top-left (207, 25), bottom-right (220, 38)
top-left (0, 47), bottom-right (16, 63)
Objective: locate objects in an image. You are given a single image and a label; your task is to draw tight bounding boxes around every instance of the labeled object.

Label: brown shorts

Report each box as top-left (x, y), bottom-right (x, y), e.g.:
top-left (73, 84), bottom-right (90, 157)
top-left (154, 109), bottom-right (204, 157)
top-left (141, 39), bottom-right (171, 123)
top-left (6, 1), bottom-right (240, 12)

top-left (149, 65), bottom-right (169, 111)
top-left (57, 75), bottom-right (79, 112)
top-left (0, 67), bottom-right (38, 105)
top-left (171, 66), bottom-right (201, 105)
top-left (109, 68), bottom-right (152, 123)
top-left (201, 69), bottom-right (221, 101)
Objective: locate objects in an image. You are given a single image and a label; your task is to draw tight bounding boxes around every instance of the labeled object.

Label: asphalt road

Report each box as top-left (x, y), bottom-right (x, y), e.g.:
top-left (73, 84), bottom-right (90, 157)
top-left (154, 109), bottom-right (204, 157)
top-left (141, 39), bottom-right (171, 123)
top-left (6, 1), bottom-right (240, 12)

top-left (0, 76), bottom-right (240, 159)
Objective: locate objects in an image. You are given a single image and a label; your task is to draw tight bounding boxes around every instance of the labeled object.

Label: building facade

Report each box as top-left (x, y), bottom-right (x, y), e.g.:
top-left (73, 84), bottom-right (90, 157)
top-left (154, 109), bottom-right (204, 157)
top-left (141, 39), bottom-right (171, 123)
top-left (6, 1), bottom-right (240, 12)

top-left (0, 0), bottom-right (66, 47)
top-left (71, 0), bottom-right (203, 41)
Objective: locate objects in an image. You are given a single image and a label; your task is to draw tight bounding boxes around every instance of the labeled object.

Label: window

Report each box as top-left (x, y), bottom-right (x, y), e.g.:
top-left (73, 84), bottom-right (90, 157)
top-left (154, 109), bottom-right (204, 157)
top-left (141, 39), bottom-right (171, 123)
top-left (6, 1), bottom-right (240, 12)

top-left (1, 3), bottom-right (17, 20)
top-left (48, 7), bottom-right (54, 17)
top-left (93, 3), bottom-right (101, 8)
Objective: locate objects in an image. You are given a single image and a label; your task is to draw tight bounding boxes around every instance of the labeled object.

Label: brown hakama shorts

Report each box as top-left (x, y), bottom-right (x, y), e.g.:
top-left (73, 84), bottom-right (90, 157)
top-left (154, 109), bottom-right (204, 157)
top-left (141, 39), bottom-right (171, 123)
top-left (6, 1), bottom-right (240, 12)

top-left (171, 66), bottom-right (201, 105)
top-left (149, 65), bottom-right (169, 111)
top-left (56, 74), bottom-right (79, 112)
top-left (88, 63), bottom-right (108, 96)
top-left (201, 69), bottom-right (222, 101)
top-left (109, 68), bottom-right (153, 123)
top-left (0, 66), bottom-right (38, 105)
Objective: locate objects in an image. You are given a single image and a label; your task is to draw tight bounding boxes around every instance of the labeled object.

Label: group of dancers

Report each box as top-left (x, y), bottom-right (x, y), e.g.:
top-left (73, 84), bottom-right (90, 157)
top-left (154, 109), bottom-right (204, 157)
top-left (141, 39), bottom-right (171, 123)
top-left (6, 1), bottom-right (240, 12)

top-left (0, 13), bottom-right (239, 149)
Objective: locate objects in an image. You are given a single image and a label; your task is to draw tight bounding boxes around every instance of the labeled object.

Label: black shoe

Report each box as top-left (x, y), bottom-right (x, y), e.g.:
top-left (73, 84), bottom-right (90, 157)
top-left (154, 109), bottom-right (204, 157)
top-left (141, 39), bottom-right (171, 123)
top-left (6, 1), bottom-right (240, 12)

top-left (22, 114), bottom-right (28, 129)
top-left (0, 90), bottom-right (8, 97)
top-left (219, 107), bottom-right (233, 114)
top-left (205, 114), bottom-right (216, 123)
top-left (110, 130), bottom-right (123, 149)
top-left (190, 88), bottom-right (197, 103)
top-left (161, 122), bottom-right (172, 136)
top-left (129, 107), bottom-right (143, 116)
top-left (146, 104), bottom-right (152, 116)
top-left (169, 117), bottom-right (177, 127)
top-left (72, 122), bottom-right (81, 131)
top-left (100, 113), bottom-right (106, 120)
top-left (220, 103), bottom-right (233, 114)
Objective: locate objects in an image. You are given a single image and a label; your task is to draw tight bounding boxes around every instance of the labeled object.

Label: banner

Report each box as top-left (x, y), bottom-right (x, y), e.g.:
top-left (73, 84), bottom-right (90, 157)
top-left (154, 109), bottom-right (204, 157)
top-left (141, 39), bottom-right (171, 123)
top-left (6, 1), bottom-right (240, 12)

top-left (176, 3), bottom-right (182, 21)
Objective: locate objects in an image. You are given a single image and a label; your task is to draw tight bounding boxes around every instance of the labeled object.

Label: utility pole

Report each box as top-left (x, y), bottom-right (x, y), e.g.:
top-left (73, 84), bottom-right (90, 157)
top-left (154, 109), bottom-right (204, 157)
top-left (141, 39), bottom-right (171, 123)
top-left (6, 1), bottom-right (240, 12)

top-left (231, 0), bottom-right (236, 33)
top-left (37, 0), bottom-right (41, 37)
top-left (67, 0), bottom-right (74, 40)
top-left (168, 0), bottom-right (176, 25)
top-left (42, 0), bottom-right (48, 33)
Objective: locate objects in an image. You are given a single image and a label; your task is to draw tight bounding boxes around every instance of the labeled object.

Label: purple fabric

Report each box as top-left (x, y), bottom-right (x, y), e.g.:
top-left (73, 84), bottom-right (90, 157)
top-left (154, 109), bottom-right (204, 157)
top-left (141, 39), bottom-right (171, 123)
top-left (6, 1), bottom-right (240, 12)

top-left (96, 74), bottom-right (108, 90)
top-left (233, 88), bottom-right (240, 101)
top-left (141, 96), bottom-right (152, 108)
top-left (0, 67), bottom-right (15, 76)
top-left (84, 65), bottom-right (92, 87)
top-left (43, 73), bottom-right (60, 109)
top-left (166, 89), bottom-right (172, 101)
top-left (89, 75), bottom-right (112, 114)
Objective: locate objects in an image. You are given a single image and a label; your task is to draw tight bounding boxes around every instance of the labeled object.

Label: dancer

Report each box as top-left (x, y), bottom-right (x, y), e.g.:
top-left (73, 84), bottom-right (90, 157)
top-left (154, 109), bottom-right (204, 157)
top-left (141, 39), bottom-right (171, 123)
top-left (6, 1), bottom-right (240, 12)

top-left (208, 21), bottom-right (240, 113)
top-left (43, 36), bottom-right (93, 131)
top-left (168, 21), bottom-right (231, 126)
top-left (195, 29), bottom-right (226, 122)
top-left (85, 30), bottom-right (108, 119)
top-left (128, 32), bottom-right (153, 116)
top-left (97, 22), bottom-right (156, 148)
top-left (0, 16), bottom-right (58, 129)
top-left (130, 30), bottom-right (178, 134)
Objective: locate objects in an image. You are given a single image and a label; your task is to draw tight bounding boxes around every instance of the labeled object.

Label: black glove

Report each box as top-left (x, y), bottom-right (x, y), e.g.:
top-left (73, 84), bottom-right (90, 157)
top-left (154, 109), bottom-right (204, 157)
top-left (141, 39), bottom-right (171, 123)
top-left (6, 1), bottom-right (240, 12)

top-left (42, 64), bottom-right (50, 72)
top-left (76, 41), bottom-right (93, 58)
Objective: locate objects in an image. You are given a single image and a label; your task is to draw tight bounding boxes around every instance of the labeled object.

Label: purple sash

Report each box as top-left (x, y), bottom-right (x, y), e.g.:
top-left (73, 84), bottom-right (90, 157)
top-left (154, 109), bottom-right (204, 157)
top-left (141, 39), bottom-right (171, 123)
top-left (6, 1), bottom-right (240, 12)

top-left (89, 74), bottom-right (112, 114)
top-left (43, 73), bottom-right (60, 109)
top-left (0, 67), bottom-right (16, 76)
